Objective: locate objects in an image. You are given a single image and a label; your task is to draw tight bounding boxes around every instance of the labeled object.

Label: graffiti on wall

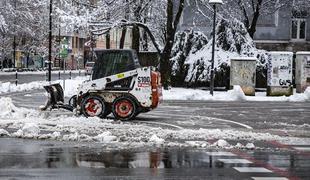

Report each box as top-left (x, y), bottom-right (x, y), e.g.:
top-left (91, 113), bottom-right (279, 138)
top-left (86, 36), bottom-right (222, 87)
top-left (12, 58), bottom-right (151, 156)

top-left (302, 56), bottom-right (310, 89)
top-left (267, 52), bottom-right (293, 87)
top-left (230, 59), bottom-right (256, 86)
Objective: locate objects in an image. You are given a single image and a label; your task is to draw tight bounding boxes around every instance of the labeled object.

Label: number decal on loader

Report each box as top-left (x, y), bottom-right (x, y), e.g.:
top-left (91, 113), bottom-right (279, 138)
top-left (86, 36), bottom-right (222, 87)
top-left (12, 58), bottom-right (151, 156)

top-left (138, 76), bottom-right (150, 87)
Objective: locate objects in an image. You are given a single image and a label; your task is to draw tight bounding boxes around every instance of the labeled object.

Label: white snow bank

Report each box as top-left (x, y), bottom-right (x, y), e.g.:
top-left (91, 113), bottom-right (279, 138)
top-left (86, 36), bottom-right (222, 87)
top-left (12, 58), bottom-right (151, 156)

top-left (163, 86), bottom-right (310, 102)
top-left (0, 97), bottom-right (40, 119)
top-left (163, 86), bottom-right (245, 101)
top-left (93, 131), bottom-right (117, 143)
top-left (212, 139), bottom-right (231, 148)
top-left (0, 76), bottom-right (89, 95)
top-left (0, 129), bottom-right (10, 136)
top-left (0, 81), bottom-right (48, 94)
top-left (0, 96), bottom-right (310, 149)
top-left (12, 123), bottom-right (40, 138)
top-left (21, 123), bottom-right (40, 136)
top-left (245, 143), bottom-right (255, 149)
top-left (0, 97), bottom-right (296, 148)
top-left (149, 134), bottom-right (165, 144)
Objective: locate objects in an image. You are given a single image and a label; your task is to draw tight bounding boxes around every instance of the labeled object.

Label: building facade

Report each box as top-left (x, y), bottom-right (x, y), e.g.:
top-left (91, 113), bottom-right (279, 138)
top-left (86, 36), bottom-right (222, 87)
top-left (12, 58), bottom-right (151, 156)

top-left (179, 1), bottom-right (310, 52)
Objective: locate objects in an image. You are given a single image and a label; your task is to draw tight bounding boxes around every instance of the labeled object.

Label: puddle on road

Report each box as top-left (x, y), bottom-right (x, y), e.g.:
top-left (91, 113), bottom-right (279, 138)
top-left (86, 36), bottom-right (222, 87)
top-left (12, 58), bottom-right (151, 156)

top-left (0, 138), bottom-right (309, 175)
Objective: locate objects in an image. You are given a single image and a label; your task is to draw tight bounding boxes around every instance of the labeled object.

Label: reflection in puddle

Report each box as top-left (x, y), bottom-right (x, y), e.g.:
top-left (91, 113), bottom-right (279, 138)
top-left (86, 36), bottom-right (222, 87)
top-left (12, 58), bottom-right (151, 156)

top-left (0, 138), bottom-right (309, 179)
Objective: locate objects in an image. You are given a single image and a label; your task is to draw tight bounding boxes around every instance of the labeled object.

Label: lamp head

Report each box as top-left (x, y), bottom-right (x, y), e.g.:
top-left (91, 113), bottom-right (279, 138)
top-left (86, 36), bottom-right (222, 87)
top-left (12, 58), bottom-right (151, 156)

top-left (209, 0), bottom-right (223, 5)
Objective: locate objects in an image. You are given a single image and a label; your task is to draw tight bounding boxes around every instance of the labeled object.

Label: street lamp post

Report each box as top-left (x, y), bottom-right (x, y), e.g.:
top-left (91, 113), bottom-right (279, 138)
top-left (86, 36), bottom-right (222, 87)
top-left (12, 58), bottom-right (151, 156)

top-left (209, 0), bottom-right (223, 96)
top-left (48, 0), bottom-right (53, 82)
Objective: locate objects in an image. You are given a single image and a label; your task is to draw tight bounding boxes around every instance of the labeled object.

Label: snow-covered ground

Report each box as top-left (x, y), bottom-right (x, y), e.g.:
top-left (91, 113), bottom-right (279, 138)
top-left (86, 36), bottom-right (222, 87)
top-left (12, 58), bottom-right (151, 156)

top-left (1, 77), bottom-right (310, 149)
top-left (1, 77), bottom-right (310, 102)
top-left (0, 76), bottom-right (89, 95)
top-left (1, 96), bottom-right (310, 150)
top-left (164, 86), bottom-right (310, 102)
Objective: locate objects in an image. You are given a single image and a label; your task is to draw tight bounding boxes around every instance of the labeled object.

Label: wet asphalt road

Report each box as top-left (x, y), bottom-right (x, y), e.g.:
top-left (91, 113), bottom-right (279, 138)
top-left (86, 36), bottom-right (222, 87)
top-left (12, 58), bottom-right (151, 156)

top-left (0, 138), bottom-right (310, 180)
top-left (3, 89), bottom-right (310, 137)
top-left (1, 74), bottom-right (310, 179)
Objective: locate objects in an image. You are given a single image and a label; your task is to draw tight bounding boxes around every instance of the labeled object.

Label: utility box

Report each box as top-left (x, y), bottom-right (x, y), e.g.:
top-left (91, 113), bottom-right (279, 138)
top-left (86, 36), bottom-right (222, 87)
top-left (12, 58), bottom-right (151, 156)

top-left (296, 52), bottom-right (310, 93)
top-left (267, 52), bottom-right (293, 96)
top-left (230, 57), bottom-right (257, 96)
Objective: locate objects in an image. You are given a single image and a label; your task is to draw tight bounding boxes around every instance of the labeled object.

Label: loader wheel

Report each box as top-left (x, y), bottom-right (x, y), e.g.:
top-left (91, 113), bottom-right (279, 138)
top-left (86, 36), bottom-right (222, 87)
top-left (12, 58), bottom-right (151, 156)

top-left (81, 96), bottom-right (109, 118)
top-left (112, 96), bottom-right (137, 121)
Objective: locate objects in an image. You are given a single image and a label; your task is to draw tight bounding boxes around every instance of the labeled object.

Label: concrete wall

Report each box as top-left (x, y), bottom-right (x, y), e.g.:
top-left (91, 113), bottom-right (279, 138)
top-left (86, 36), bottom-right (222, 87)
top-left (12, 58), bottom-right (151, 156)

top-left (254, 8), bottom-right (292, 41)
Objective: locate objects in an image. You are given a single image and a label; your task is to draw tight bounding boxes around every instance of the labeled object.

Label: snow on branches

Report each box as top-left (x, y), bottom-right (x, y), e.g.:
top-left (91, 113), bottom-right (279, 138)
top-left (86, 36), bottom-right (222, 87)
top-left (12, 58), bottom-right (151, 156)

top-left (171, 19), bottom-right (269, 86)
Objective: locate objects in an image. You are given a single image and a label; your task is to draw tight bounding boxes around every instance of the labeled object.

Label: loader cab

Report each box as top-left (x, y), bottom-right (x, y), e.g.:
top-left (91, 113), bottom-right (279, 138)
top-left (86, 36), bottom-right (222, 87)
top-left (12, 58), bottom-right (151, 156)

top-left (92, 49), bottom-right (141, 80)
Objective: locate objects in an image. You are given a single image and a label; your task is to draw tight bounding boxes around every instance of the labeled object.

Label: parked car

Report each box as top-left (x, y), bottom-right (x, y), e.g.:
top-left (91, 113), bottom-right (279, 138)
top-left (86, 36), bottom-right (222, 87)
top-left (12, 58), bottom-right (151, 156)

top-left (85, 61), bottom-right (95, 75)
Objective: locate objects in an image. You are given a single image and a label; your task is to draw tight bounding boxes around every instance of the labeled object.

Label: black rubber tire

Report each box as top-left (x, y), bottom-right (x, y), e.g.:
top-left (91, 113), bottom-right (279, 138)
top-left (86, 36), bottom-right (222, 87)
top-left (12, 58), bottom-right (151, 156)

top-left (81, 96), bottom-right (109, 118)
top-left (112, 96), bottom-right (138, 121)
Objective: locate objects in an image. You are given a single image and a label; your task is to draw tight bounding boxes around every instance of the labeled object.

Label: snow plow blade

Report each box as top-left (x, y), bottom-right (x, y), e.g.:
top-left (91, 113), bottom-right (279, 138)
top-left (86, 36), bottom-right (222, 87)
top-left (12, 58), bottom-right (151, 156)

top-left (40, 83), bottom-right (73, 112)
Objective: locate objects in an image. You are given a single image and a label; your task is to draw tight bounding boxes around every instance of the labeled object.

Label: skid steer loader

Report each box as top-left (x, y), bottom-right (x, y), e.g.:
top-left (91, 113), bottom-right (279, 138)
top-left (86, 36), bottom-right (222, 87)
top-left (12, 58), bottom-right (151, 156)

top-left (41, 49), bottom-right (162, 120)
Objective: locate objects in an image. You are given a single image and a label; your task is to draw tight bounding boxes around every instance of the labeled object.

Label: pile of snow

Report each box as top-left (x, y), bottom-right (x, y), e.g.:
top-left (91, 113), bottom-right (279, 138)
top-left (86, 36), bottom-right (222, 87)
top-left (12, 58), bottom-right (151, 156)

top-left (21, 123), bottom-right (40, 136)
top-left (0, 129), bottom-right (10, 137)
top-left (0, 81), bottom-right (48, 94)
top-left (163, 86), bottom-right (310, 102)
top-left (0, 97), bottom-right (39, 119)
top-left (93, 131), bottom-right (117, 143)
top-left (0, 96), bottom-right (298, 149)
top-left (212, 139), bottom-right (231, 148)
top-left (245, 143), bottom-right (255, 149)
top-left (149, 134), bottom-right (165, 144)
top-left (0, 76), bottom-right (88, 96)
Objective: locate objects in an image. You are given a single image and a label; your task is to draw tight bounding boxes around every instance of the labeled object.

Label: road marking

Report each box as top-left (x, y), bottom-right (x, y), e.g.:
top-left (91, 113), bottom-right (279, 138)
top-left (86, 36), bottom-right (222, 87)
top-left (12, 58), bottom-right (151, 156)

top-left (147, 112), bottom-right (253, 129)
top-left (231, 149), bottom-right (300, 179)
top-left (268, 141), bottom-right (310, 157)
top-left (234, 167), bottom-right (273, 173)
top-left (293, 147), bottom-right (310, 151)
top-left (136, 121), bottom-right (184, 130)
top-left (218, 159), bottom-right (252, 164)
top-left (252, 177), bottom-right (288, 180)
top-left (206, 152), bottom-right (237, 156)
top-left (204, 117), bottom-right (253, 129)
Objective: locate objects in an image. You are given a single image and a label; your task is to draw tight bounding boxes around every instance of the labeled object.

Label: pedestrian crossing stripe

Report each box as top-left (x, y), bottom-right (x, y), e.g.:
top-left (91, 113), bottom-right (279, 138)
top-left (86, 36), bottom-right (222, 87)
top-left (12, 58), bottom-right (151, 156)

top-left (293, 147), bottom-right (310, 151)
top-left (205, 152), bottom-right (237, 156)
top-left (218, 159), bottom-right (252, 164)
top-left (233, 167), bottom-right (273, 173)
top-left (251, 177), bottom-right (288, 180)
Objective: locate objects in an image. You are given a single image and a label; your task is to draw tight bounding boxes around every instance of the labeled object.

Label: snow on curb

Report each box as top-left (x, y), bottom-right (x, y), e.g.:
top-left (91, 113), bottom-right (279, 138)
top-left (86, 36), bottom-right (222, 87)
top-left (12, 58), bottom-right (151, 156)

top-left (163, 86), bottom-right (310, 102)
top-left (0, 81), bottom-right (48, 94)
top-left (0, 76), bottom-right (89, 96)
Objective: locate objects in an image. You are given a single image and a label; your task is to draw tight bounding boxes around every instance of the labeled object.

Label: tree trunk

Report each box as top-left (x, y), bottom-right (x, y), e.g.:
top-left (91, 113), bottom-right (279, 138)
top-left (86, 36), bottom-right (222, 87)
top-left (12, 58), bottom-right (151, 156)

top-left (248, 0), bottom-right (263, 38)
top-left (160, 0), bottom-right (185, 89)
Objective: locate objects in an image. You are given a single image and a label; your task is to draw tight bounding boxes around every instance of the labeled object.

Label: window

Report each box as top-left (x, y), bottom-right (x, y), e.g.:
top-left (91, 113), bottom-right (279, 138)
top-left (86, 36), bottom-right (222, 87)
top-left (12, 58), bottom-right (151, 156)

top-left (92, 50), bottom-right (139, 80)
top-left (291, 19), bottom-right (306, 40)
top-left (291, 0), bottom-right (307, 41)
